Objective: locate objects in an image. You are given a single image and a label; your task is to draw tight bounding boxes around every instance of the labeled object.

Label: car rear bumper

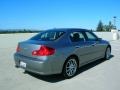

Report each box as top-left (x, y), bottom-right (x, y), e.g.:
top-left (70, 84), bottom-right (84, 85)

top-left (14, 53), bottom-right (54, 75)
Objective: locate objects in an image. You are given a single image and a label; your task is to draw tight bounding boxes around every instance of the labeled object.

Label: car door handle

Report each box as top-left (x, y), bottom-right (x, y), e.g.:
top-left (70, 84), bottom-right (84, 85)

top-left (75, 46), bottom-right (80, 48)
top-left (91, 44), bottom-right (95, 46)
top-left (91, 43), bottom-right (97, 46)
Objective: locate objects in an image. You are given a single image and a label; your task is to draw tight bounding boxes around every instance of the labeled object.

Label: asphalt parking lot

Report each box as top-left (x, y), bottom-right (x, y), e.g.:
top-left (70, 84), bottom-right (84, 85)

top-left (0, 38), bottom-right (120, 90)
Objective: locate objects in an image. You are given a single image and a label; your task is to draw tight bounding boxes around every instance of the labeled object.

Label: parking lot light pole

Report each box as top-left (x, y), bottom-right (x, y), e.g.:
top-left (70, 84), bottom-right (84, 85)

top-left (113, 16), bottom-right (117, 29)
top-left (111, 16), bottom-right (119, 40)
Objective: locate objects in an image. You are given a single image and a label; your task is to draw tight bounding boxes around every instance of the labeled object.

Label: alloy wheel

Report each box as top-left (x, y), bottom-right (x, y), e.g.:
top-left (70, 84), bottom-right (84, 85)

top-left (64, 58), bottom-right (78, 78)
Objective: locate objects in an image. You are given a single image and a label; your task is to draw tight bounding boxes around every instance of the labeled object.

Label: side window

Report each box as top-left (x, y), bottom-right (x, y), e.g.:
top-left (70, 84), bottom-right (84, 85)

top-left (85, 32), bottom-right (97, 41)
top-left (70, 32), bottom-right (85, 42)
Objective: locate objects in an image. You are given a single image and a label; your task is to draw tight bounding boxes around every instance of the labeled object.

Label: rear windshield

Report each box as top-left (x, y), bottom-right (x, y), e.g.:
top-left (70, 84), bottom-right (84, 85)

top-left (31, 31), bottom-right (65, 41)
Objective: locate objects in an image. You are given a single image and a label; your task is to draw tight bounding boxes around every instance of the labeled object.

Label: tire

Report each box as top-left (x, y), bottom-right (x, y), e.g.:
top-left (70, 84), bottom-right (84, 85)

top-left (104, 47), bottom-right (111, 60)
top-left (62, 57), bottom-right (78, 78)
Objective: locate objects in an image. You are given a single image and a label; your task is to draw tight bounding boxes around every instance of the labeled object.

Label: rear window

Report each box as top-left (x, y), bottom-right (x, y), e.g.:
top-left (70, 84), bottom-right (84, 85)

top-left (31, 31), bottom-right (64, 41)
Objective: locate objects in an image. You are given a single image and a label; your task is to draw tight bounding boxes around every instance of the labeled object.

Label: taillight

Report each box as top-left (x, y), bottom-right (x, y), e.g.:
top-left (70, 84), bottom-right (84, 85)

top-left (16, 45), bottom-right (20, 52)
top-left (32, 45), bottom-right (55, 56)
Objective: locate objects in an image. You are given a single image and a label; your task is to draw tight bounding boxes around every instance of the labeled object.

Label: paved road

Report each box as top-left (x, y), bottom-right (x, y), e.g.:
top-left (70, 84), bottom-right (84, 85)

top-left (0, 40), bottom-right (120, 90)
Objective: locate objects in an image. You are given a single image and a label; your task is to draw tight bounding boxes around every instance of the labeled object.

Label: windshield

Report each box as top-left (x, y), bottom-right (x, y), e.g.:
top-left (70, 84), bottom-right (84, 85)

top-left (31, 31), bottom-right (65, 41)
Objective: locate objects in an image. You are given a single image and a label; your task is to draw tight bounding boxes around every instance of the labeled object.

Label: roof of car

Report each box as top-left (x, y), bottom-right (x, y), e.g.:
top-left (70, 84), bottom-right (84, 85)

top-left (45, 28), bottom-right (90, 32)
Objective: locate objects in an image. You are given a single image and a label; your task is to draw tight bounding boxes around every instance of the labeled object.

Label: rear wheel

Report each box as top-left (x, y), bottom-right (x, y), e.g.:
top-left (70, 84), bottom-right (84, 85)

top-left (105, 47), bottom-right (111, 60)
top-left (62, 57), bottom-right (78, 78)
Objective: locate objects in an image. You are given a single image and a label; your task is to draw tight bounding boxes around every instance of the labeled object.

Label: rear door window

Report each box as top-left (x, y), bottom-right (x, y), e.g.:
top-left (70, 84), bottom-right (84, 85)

top-left (70, 32), bottom-right (85, 42)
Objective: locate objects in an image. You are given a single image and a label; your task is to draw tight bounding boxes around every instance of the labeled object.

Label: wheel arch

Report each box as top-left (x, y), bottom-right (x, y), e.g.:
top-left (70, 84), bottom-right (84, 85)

top-left (62, 54), bottom-right (80, 78)
top-left (63, 54), bottom-right (80, 70)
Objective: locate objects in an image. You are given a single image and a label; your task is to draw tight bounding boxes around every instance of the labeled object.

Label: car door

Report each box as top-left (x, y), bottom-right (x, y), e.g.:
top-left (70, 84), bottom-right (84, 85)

top-left (83, 31), bottom-right (103, 63)
top-left (69, 31), bottom-right (97, 65)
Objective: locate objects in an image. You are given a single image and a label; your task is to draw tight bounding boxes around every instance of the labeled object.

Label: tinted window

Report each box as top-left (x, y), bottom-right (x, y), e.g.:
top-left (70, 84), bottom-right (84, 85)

top-left (70, 32), bottom-right (85, 42)
top-left (85, 32), bottom-right (97, 41)
top-left (31, 31), bottom-right (64, 41)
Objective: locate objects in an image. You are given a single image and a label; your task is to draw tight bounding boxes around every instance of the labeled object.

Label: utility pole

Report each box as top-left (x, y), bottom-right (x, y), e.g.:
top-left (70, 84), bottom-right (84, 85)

top-left (113, 16), bottom-right (117, 29)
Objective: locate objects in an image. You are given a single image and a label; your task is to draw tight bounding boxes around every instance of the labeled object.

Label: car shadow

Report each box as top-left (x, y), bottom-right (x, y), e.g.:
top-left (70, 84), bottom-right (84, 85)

top-left (25, 55), bottom-right (114, 83)
top-left (76, 55), bottom-right (114, 75)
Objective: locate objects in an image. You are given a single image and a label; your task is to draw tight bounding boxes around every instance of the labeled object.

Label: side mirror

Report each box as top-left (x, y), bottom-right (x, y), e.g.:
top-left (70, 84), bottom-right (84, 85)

top-left (97, 38), bottom-right (102, 41)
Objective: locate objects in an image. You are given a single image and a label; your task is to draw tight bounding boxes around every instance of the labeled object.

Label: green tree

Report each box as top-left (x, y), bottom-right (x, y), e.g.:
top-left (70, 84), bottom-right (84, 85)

top-left (108, 21), bottom-right (114, 31)
top-left (96, 20), bottom-right (104, 31)
top-left (103, 21), bottom-right (114, 32)
top-left (103, 25), bottom-right (109, 31)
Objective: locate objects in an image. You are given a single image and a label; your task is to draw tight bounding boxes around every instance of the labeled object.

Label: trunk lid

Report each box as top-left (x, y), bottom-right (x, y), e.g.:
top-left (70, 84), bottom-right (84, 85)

top-left (17, 40), bottom-right (53, 58)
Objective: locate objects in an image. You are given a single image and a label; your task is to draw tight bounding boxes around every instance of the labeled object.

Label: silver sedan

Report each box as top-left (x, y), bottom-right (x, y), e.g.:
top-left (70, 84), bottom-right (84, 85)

top-left (14, 28), bottom-right (111, 78)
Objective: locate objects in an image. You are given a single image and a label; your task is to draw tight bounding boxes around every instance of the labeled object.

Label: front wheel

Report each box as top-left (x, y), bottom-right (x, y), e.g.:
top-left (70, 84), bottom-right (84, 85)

top-left (105, 47), bottom-right (111, 60)
top-left (62, 57), bottom-right (78, 78)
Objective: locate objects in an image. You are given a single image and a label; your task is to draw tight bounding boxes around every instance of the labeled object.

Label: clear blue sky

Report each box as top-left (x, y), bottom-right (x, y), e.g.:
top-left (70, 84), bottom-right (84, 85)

top-left (0, 0), bottom-right (120, 30)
